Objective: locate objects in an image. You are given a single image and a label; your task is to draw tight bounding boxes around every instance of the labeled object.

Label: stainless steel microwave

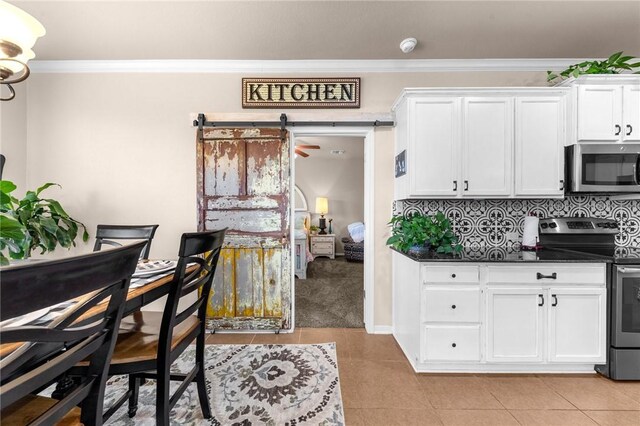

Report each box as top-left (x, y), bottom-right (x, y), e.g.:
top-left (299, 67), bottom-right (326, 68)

top-left (565, 144), bottom-right (640, 194)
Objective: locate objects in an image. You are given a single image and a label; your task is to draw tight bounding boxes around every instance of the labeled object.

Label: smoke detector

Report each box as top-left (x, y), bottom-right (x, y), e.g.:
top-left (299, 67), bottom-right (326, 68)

top-left (330, 150), bottom-right (346, 155)
top-left (399, 38), bottom-right (417, 54)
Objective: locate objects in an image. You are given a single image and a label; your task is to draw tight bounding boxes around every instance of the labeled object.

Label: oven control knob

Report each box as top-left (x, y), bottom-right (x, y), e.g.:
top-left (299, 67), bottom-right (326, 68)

top-left (549, 223), bottom-right (557, 229)
top-left (540, 223), bottom-right (548, 229)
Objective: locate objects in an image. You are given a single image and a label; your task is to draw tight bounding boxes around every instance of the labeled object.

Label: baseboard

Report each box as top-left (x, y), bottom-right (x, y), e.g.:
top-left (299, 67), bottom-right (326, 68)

top-left (373, 325), bottom-right (393, 334)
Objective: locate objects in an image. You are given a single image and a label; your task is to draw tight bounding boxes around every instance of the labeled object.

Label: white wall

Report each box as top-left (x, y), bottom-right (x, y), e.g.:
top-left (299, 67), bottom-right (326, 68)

top-left (295, 139), bottom-right (364, 254)
top-left (0, 88), bottom-right (28, 192)
top-left (20, 70), bottom-right (548, 327)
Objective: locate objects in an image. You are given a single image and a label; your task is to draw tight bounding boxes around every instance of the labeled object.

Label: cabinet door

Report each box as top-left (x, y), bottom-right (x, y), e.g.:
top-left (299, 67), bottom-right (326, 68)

top-left (409, 97), bottom-right (460, 197)
top-left (486, 288), bottom-right (545, 363)
top-left (462, 98), bottom-right (513, 196)
top-left (577, 85), bottom-right (623, 142)
top-left (623, 85), bottom-right (640, 142)
top-left (548, 288), bottom-right (606, 363)
top-left (515, 97), bottom-right (565, 197)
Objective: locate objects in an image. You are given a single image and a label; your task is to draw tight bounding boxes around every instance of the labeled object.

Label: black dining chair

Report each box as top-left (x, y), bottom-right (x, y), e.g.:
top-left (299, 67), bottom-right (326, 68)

top-left (100, 229), bottom-right (226, 424)
top-left (93, 224), bottom-right (159, 259)
top-left (0, 242), bottom-right (145, 426)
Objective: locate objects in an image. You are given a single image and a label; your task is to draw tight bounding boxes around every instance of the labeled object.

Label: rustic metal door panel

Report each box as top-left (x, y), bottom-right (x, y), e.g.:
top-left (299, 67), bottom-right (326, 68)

top-left (198, 128), bottom-right (290, 330)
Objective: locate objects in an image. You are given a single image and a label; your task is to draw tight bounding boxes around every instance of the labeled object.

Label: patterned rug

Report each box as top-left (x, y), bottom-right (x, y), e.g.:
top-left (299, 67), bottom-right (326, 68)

top-left (104, 344), bottom-right (344, 425)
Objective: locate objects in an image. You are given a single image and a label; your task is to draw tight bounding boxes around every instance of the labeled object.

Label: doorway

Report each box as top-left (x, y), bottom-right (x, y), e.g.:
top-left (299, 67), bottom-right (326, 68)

top-left (290, 127), bottom-right (375, 333)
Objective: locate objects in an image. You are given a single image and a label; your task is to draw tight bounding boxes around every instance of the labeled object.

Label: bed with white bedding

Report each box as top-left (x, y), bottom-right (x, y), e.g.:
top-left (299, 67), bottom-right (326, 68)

top-left (294, 211), bottom-right (313, 279)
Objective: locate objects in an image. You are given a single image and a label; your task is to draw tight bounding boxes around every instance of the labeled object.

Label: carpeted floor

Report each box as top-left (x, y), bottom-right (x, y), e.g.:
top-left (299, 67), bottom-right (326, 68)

top-left (295, 257), bottom-right (364, 328)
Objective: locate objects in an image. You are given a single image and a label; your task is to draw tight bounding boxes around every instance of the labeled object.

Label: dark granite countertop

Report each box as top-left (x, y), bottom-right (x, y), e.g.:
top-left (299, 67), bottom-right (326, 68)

top-left (391, 247), bottom-right (612, 263)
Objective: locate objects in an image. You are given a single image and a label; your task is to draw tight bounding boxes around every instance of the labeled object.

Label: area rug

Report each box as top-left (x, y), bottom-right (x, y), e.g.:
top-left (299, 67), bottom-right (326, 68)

top-left (104, 343), bottom-right (345, 425)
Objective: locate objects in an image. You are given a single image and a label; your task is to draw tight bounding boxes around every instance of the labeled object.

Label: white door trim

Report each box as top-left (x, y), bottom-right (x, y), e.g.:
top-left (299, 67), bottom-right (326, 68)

top-left (290, 126), bottom-right (376, 334)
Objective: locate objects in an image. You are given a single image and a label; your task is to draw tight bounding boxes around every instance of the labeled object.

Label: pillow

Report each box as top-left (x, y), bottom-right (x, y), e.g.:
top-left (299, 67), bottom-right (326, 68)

top-left (294, 212), bottom-right (309, 230)
top-left (348, 222), bottom-right (365, 243)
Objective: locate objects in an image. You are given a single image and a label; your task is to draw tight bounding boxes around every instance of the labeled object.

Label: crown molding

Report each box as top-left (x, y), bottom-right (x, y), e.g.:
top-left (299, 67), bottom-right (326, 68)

top-left (28, 58), bottom-right (594, 74)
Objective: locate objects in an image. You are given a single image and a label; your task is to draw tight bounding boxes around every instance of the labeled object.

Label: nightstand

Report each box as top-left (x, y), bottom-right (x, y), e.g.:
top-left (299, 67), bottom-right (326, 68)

top-left (310, 234), bottom-right (335, 259)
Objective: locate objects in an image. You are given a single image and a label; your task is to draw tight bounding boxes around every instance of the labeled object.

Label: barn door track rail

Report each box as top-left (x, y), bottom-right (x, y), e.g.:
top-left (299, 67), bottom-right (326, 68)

top-left (193, 113), bottom-right (394, 131)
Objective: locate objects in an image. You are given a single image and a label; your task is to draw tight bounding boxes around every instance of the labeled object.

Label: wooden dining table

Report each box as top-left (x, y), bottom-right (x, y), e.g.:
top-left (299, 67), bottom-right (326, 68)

top-left (0, 262), bottom-right (197, 358)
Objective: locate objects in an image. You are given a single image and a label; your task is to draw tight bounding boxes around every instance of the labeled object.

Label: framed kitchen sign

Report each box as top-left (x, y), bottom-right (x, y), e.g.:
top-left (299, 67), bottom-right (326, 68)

top-left (242, 77), bottom-right (360, 108)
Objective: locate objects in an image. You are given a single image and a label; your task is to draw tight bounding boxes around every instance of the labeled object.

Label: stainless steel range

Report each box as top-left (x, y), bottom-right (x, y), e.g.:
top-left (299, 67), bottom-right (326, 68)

top-left (539, 217), bottom-right (640, 380)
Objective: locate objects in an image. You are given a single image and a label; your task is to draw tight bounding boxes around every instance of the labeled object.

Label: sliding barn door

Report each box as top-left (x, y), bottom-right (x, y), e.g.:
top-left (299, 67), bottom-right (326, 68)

top-left (197, 128), bottom-right (291, 330)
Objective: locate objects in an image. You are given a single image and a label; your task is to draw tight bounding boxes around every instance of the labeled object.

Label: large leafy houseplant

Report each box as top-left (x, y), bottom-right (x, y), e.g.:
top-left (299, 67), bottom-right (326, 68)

top-left (0, 180), bottom-right (89, 265)
top-left (386, 211), bottom-right (463, 255)
top-left (547, 51), bottom-right (640, 84)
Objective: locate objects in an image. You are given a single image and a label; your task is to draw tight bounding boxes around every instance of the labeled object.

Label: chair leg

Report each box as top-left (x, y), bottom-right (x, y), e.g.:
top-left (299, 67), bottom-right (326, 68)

top-left (156, 369), bottom-right (171, 426)
top-left (196, 334), bottom-right (212, 419)
top-left (128, 375), bottom-right (141, 418)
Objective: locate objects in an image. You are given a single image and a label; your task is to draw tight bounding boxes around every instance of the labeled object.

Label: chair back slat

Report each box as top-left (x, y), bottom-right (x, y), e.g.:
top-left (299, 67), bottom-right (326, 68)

top-left (0, 242), bottom-right (145, 425)
top-left (158, 229), bottom-right (226, 356)
top-left (93, 224), bottom-right (159, 259)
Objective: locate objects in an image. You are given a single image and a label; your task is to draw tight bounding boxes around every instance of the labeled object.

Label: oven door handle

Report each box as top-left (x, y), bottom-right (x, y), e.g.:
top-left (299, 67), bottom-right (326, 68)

top-left (618, 267), bottom-right (640, 274)
top-left (635, 156), bottom-right (640, 186)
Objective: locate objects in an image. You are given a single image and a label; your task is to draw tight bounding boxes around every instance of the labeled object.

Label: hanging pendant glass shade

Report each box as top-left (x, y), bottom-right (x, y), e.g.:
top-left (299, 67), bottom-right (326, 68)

top-left (0, 0), bottom-right (45, 100)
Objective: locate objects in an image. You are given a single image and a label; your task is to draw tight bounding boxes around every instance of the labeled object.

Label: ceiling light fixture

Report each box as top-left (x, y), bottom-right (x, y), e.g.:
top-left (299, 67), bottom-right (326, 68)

top-left (0, 0), bottom-right (45, 101)
top-left (399, 37), bottom-right (417, 54)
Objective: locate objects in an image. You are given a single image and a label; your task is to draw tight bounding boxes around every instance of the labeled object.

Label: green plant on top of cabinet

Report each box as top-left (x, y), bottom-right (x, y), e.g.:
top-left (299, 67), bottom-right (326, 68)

top-left (546, 52), bottom-right (640, 84)
top-left (392, 88), bottom-right (568, 200)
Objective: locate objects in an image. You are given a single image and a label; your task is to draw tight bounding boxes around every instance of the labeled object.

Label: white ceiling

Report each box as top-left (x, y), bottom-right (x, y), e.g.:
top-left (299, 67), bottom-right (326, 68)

top-left (12, 1), bottom-right (640, 61)
top-left (296, 136), bottom-right (364, 160)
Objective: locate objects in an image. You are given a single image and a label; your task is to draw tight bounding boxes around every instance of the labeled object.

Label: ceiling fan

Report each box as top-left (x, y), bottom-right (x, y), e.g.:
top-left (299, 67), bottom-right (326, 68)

top-left (295, 144), bottom-right (320, 158)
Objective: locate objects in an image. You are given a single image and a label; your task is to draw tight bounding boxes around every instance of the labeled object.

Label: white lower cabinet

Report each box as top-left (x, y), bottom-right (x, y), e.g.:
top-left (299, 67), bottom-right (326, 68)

top-left (392, 253), bottom-right (607, 373)
top-left (486, 288), bottom-right (545, 363)
top-left (548, 288), bottom-right (606, 363)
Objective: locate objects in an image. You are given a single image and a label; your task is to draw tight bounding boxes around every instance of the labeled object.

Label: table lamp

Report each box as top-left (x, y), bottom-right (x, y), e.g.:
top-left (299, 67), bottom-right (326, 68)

top-left (315, 197), bottom-right (328, 235)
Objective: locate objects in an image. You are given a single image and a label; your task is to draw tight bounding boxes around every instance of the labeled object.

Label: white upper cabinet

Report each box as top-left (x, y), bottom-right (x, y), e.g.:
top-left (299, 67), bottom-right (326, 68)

top-left (410, 97), bottom-right (460, 197)
top-left (623, 85), bottom-right (640, 142)
top-left (463, 98), bottom-right (513, 196)
top-left (392, 88), bottom-right (568, 199)
top-left (515, 97), bottom-right (566, 197)
top-left (563, 75), bottom-right (640, 144)
top-left (577, 85), bottom-right (622, 142)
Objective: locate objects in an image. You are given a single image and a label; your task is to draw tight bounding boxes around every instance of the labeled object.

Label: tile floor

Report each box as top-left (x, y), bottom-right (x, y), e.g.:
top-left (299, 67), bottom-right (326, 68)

top-left (206, 328), bottom-right (640, 426)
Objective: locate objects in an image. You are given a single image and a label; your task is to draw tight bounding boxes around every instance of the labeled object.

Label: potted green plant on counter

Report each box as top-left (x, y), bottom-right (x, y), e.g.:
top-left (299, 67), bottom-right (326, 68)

top-left (386, 211), bottom-right (463, 257)
top-left (0, 180), bottom-right (89, 265)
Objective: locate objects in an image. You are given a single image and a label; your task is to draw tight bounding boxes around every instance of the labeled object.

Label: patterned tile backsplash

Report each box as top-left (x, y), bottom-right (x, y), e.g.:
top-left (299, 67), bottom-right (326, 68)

top-left (394, 196), bottom-right (640, 249)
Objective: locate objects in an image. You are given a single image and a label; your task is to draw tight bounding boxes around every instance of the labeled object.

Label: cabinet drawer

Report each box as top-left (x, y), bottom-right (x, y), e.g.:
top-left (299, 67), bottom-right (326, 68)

top-left (487, 265), bottom-right (606, 285)
top-left (312, 237), bottom-right (333, 244)
top-left (423, 265), bottom-right (479, 284)
top-left (312, 242), bottom-right (333, 251)
top-left (421, 325), bottom-right (481, 362)
top-left (422, 287), bottom-right (481, 323)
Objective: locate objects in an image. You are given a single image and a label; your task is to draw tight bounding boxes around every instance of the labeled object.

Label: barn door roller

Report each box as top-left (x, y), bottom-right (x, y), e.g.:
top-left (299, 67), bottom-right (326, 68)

top-left (193, 113), bottom-right (394, 131)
